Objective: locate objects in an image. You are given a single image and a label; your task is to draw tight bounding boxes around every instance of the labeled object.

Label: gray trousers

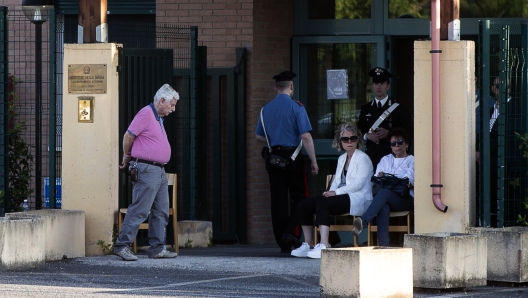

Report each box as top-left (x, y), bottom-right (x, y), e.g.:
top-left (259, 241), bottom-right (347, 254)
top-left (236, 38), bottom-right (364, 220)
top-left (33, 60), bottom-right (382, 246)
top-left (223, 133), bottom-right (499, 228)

top-left (115, 163), bottom-right (169, 257)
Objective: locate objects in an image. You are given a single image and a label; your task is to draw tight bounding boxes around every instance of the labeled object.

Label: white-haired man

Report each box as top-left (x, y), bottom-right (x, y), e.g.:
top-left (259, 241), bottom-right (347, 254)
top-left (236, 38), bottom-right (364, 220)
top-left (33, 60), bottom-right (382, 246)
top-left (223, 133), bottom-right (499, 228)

top-left (114, 84), bottom-right (180, 261)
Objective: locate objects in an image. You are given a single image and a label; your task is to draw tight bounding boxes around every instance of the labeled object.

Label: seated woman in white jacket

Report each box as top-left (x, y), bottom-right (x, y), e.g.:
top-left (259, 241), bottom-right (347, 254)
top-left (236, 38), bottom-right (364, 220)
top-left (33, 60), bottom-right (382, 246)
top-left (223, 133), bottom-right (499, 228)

top-left (292, 123), bottom-right (373, 259)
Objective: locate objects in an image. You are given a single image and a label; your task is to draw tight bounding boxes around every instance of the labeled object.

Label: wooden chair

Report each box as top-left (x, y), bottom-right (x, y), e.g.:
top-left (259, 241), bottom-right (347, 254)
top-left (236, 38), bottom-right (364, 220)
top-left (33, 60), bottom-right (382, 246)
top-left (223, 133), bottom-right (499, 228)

top-left (367, 211), bottom-right (412, 246)
top-left (313, 174), bottom-right (358, 247)
top-left (118, 173), bottom-right (179, 254)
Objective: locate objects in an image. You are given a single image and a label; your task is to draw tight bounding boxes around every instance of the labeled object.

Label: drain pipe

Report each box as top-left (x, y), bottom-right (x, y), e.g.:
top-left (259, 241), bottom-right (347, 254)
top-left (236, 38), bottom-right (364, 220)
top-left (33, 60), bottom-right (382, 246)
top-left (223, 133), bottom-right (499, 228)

top-left (431, 0), bottom-right (448, 213)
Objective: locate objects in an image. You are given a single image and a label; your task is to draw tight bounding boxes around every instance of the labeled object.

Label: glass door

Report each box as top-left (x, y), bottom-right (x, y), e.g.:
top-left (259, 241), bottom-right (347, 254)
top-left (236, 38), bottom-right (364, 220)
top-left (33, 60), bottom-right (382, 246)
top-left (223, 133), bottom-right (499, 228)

top-left (292, 36), bottom-right (386, 196)
top-left (293, 35), bottom-right (386, 156)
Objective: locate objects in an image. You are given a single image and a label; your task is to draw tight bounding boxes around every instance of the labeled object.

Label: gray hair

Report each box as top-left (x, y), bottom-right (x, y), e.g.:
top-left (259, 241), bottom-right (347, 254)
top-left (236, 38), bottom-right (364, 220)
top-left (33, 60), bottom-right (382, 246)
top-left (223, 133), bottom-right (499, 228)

top-left (332, 123), bottom-right (364, 151)
top-left (153, 84), bottom-right (179, 104)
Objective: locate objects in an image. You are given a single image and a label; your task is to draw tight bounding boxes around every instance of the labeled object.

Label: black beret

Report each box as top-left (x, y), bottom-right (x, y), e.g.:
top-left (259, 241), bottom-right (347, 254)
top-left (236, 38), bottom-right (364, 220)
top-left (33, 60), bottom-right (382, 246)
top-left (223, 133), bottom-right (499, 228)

top-left (368, 67), bottom-right (392, 83)
top-left (273, 71), bottom-right (297, 82)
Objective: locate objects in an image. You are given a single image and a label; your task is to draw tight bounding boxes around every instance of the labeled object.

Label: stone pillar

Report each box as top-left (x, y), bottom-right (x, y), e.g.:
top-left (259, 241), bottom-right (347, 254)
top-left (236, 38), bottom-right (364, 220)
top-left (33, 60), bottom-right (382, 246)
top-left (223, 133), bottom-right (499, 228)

top-left (414, 40), bottom-right (476, 233)
top-left (62, 43), bottom-right (120, 255)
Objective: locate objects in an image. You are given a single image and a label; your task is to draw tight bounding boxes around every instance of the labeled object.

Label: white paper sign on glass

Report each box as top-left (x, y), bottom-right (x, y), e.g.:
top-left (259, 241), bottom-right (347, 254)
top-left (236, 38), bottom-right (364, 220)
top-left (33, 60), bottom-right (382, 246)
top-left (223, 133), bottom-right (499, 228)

top-left (326, 69), bottom-right (348, 100)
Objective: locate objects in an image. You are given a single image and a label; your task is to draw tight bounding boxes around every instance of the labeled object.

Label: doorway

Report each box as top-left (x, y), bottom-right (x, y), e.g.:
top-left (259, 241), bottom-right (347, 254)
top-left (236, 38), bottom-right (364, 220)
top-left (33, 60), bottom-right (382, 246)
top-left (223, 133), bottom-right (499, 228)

top-left (292, 35), bottom-right (386, 198)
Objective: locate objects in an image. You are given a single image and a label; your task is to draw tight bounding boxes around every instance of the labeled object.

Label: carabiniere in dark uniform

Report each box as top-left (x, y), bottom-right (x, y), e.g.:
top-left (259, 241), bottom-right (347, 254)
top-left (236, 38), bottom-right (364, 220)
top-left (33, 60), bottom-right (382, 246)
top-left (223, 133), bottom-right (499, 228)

top-left (357, 67), bottom-right (413, 168)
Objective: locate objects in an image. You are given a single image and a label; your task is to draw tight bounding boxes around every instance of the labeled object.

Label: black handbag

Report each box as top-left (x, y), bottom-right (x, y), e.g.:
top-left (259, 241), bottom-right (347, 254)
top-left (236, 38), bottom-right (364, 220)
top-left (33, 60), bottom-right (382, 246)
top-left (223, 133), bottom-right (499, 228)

top-left (371, 173), bottom-right (411, 197)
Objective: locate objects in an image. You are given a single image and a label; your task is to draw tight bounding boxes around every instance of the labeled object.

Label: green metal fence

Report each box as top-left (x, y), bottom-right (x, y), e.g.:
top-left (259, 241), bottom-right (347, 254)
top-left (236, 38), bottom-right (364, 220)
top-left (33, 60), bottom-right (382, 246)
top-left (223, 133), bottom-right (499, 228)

top-left (0, 8), bottom-right (248, 243)
top-left (0, 7), bottom-right (56, 215)
top-left (478, 20), bottom-right (528, 227)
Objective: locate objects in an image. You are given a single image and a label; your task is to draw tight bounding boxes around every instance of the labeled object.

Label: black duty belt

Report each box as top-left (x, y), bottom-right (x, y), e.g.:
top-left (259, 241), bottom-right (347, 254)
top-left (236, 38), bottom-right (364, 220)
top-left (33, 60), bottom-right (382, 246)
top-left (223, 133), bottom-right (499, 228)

top-left (134, 158), bottom-right (165, 168)
top-left (271, 146), bottom-right (297, 151)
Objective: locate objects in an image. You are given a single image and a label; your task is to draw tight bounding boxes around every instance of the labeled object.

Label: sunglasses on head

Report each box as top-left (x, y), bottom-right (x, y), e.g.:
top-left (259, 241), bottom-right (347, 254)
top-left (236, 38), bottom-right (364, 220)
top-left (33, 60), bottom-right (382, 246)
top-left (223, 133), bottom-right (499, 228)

top-left (340, 136), bottom-right (358, 143)
top-left (390, 139), bottom-right (405, 147)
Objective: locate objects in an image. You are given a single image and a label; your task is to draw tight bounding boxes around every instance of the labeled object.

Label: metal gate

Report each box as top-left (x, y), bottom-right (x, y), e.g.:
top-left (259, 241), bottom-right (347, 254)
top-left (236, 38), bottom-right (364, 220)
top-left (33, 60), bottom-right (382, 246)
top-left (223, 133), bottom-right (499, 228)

top-left (207, 48), bottom-right (247, 242)
top-left (478, 20), bottom-right (528, 227)
top-left (0, 7), bottom-right (56, 215)
top-left (117, 48), bottom-right (174, 209)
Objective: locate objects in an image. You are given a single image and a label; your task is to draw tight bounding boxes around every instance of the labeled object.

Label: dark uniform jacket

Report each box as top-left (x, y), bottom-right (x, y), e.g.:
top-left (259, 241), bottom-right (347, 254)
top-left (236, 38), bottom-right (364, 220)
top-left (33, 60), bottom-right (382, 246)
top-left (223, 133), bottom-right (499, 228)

top-left (357, 97), bottom-right (413, 168)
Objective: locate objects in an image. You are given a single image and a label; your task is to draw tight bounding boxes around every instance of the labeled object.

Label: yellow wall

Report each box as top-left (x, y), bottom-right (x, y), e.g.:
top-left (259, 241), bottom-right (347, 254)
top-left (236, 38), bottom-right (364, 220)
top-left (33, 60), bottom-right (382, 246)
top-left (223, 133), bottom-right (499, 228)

top-left (414, 41), bottom-right (476, 233)
top-left (62, 44), bottom-right (121, 255)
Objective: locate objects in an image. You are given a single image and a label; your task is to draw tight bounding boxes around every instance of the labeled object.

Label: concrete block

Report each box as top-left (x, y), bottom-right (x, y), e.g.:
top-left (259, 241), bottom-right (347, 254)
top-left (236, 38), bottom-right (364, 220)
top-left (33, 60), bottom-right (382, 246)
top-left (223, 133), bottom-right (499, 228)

top-left (7, 210), bottom-right (85, 260)
top-left (320, 247), bottom-right (413, 298)
top-left (178, 221), bottom-right (212, 248)
top-left (467, 226), bottom-right (528, 282)
top-left (404, 232), bottom-right (487, 289)
top-left (0, 216), bottom-right (45, 270)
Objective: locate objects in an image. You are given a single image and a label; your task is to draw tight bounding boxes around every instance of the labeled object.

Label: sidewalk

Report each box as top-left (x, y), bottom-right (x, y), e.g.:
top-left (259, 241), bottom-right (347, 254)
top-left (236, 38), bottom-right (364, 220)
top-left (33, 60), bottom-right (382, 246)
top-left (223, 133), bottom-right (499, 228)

top-left (0, 245), bottom-right (526, 297)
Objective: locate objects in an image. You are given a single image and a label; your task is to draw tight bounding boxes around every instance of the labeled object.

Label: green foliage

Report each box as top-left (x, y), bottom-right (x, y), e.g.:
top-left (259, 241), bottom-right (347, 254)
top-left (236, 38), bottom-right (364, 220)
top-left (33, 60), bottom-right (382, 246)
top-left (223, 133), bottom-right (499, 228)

top-left (7, 75), bottom-right (34, 212)
top-left (516, 132), bottom-right (528, 158)
top-left (389, 0), bottom-right (429, 18)
top-left (97, 240), bottom-right (113, 255)
top-left (460, 0), bottom-right (527, 18)
top-left (335, 0), bottom-right (370, 19)
top-left (97, 224), bottom-right (118, 255)
top-left (514, 133), bottom-right (528, 225)
top-left (179, 239), bottom-right (193, 249)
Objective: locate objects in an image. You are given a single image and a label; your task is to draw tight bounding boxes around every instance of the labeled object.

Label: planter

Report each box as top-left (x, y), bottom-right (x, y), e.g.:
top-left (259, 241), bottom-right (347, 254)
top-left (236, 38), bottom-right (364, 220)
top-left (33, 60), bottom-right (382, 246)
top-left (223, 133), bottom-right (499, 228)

top-left (178, 221), bottom-right (212, 248)
top-left (320, 247), bottom-right (413, 298)
top-left (404, 232), bottom-right (487, 289)
top-left (7, 210), bottom-right (85, 260)
top-left (467, 226), bottom-right (528, 282)
top-left (0, 216), bottom-right (45, 270)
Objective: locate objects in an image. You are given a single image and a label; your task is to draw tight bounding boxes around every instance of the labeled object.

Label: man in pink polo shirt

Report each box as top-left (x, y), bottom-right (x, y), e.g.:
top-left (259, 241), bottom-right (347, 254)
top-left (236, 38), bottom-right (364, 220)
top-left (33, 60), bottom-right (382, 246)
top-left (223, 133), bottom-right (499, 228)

top-left (114, 84), bottom-right (179, 261)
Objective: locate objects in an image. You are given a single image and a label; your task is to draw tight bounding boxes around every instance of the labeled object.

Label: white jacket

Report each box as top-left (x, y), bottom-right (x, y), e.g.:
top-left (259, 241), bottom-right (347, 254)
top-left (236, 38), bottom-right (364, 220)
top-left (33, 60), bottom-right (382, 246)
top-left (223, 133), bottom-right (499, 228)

top-left (329, 150), bottom-right (373, 216)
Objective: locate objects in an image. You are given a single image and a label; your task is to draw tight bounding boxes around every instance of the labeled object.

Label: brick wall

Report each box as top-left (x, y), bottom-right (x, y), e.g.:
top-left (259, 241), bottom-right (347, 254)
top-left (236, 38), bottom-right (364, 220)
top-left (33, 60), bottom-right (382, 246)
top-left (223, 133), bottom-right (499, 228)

top-left (157, 0), bottom-right (294, 246)
top-left (248, 1), bottom-right (294, 245)
top-left (157, 0), bottom-right (253, 68)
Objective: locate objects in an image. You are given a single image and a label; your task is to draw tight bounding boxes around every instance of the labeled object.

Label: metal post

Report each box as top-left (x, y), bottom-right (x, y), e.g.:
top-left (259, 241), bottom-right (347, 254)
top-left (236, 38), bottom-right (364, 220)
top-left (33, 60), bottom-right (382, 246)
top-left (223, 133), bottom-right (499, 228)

top-left (0, 6), bottom-right (7, 216)
top-left (496, 26), bottom-right (509, 228)
top-left (189, 26), bottom-right (197, 219)
top-left (479, 20), bottom-right (491, 227)
top-left (34, 20), bottom-right (43, 209)
top-left (48, 9), bottom-right (56, 208)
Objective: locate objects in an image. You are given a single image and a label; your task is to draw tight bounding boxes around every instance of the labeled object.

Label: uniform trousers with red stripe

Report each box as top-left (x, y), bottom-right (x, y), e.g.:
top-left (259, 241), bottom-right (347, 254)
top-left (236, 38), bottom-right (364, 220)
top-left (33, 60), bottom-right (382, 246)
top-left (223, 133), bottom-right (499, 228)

top-left (266, 150), bottom-right (308, 251)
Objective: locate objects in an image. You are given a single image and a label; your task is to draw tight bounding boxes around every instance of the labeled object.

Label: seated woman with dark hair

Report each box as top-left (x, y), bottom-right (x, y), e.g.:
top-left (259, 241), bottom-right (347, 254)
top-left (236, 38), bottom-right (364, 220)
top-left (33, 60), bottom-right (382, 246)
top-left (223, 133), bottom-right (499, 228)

top-left (352, 127), bottom-right (414, 246)
top-left (291, 123), bottom-right (373, 259)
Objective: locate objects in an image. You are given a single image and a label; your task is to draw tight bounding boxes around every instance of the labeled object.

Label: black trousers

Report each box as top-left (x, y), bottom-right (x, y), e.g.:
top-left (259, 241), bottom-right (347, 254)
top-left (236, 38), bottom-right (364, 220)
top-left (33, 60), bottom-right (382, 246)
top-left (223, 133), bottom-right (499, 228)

top-left (298, 194), bottom-right (350, 226)
top-left (267, 151), bottom-right (307, 251)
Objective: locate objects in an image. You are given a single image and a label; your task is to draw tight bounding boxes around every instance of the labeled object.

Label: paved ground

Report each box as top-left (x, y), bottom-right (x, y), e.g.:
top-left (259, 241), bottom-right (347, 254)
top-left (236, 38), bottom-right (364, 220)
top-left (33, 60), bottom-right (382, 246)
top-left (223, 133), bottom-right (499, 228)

top-left (0, 245), bottom-right (527, 297)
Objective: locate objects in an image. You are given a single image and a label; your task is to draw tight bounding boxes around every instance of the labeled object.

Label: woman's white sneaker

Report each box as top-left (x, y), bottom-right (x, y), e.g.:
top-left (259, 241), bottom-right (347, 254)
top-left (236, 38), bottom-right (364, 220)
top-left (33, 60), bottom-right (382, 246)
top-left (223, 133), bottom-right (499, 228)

top-left (307, 243), bottom-right (327, 259)
top-left (291, 242), bottom-right (311, 257)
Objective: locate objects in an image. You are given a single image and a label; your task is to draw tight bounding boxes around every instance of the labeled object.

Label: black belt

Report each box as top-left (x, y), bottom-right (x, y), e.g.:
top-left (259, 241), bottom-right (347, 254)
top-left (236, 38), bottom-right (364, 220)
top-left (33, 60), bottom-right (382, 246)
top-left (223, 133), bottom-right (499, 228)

top-left (133, 158), bottom-right (165, 168)
top-left (271, 146), bottom-right (296, 151)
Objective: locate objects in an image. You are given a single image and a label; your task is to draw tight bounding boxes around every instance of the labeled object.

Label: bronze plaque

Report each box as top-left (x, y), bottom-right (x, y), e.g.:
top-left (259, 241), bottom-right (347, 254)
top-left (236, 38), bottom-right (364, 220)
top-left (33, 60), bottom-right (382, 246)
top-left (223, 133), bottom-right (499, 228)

top-left (68, 64), bottom-right (107, 94)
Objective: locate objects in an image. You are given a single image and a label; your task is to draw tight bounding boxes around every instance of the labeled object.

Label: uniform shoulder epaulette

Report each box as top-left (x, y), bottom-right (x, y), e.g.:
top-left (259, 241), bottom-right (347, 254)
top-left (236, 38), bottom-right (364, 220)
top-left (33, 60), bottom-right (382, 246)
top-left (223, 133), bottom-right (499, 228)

top-left (294, 100), bottom-right (304, 106)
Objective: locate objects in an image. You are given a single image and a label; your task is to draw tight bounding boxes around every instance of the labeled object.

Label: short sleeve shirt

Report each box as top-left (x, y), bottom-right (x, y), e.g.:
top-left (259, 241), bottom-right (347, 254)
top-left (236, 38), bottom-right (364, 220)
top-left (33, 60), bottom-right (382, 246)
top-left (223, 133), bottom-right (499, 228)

top-left (255, 94), bottom-right (312, 147)
top-left (128, 104), bottom-right (171, 164)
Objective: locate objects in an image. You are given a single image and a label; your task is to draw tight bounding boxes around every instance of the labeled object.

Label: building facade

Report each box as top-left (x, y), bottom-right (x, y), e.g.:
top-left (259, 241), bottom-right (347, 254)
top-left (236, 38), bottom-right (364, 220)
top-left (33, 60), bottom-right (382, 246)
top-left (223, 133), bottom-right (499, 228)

top-left (3, 0), bottom-right (527, 245)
